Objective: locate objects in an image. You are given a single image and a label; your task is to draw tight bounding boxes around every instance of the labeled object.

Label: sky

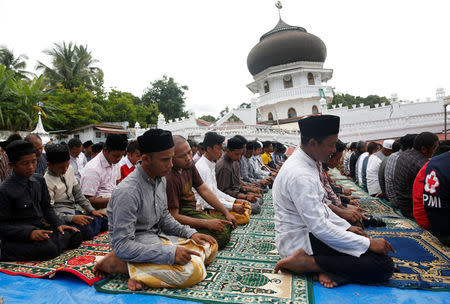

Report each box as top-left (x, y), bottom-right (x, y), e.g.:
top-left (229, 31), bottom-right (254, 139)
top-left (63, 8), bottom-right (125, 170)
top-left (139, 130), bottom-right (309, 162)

top-left (1, 0), bottom-right (449, 118)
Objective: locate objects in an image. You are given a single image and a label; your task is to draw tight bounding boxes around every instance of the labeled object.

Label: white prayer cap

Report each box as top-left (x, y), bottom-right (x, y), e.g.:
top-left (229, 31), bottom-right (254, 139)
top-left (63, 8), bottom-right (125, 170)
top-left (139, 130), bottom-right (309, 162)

top-left (383, 139), bottom-right (395, 150)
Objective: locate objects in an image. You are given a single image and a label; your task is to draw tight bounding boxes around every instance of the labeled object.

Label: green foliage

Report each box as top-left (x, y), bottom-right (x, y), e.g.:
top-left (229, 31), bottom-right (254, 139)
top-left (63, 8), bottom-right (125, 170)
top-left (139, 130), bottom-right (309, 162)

top-left (141, 75), bottom-right (188, 121)
top-left (219, 106), bottom-right (229, 118)
top-left (239, 102), bottom-right (251, 109)
top-left (0, 46), bottom-right (32, 79)
top-left (198, 115), bottom-right (217, 122)
top-left (36, 42), bottom-right (103, 91)
top-left (329, 93), bottom-right (391, 109)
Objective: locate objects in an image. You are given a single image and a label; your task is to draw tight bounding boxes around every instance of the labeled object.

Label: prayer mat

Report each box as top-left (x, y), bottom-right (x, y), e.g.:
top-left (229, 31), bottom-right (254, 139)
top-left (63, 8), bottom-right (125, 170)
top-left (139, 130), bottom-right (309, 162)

top-left (367, 217), bottom-right (423, 231)
top-left (368, 229), bottom-right (450, 290)
top-left (217, 234), bottom-right (279, 263)
top-left (0, 232), bottom-right (110, 286)
top-left (233, 220), bottom-right (276, 237)
top-left (94, 258), bottom-right (314, 304)
top-left (358, 198), bottom-right (402, 218)
top-left (253, 207), bottom-right (275, 220)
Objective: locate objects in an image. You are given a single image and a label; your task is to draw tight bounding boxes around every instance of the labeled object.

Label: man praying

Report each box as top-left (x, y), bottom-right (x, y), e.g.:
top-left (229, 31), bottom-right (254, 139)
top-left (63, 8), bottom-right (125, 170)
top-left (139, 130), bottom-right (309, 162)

top-left (272, 115), bottom-right (395, 288)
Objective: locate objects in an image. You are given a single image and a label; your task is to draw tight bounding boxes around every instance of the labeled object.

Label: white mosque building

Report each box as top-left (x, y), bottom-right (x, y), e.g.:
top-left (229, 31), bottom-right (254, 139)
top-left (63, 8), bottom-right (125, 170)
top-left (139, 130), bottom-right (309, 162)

top-left (138, 15), bottom-right (448, 146)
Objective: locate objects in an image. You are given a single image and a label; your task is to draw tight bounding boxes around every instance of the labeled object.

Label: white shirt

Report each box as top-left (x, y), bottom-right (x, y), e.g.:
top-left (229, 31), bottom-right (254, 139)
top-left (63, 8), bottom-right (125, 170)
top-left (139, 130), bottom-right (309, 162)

top-left (343, 150), bottom-right (353, 175)
top-left (366, 151), bottom-right (386, 195)
top-left (195, 155), bottom-right (235, 210)
top-left (70, 153), bottom-right (86, 183)
top-left (273, 148), bottom-right (370, 258)
top-left (356, 152), bottom-right (369, 185)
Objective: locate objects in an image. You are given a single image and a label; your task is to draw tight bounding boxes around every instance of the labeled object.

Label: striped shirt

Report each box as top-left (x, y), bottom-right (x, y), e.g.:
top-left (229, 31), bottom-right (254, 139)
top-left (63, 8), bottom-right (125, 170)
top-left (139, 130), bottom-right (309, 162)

top-left (384, 151), bottom-right (402, 207)
top-left (80, 151), bottom-right (120, 198)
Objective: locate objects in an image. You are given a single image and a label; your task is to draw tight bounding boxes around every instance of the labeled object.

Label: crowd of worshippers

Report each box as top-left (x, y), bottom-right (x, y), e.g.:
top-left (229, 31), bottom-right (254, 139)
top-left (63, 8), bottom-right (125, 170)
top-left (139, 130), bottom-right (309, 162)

top-left (342, 133), bottom-right (449, 246)
top-left (0, 118), bottom-right (448, 290)
top-left (0, 130), bottom-right (289, 289)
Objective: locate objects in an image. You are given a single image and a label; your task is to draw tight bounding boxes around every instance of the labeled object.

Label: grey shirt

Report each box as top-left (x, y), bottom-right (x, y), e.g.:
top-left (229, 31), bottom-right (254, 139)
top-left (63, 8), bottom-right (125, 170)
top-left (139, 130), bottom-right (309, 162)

top-left (107, 165), bottom-right (197, 265)
top-left (239, 156), bottom-right (261, 184)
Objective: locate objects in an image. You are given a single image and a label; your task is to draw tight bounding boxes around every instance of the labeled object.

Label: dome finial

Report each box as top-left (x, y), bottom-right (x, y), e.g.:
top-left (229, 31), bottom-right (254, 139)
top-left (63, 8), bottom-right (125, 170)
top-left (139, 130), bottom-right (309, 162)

top-left (275, 1), bottom-right (283, 19)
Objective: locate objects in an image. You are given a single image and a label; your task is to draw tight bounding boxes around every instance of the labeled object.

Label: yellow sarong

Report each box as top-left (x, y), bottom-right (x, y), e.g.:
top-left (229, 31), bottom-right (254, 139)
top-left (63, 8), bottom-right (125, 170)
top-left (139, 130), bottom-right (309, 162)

top-left (127, 238), bottom-right (218, 288)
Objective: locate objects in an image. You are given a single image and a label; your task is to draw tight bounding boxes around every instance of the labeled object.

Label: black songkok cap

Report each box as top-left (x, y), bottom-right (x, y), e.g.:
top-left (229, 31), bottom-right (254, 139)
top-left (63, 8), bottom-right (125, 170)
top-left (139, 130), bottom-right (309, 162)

top-left (46, 144), bottom-right (70, 164)
top-left (137, 129), bottom-right (174, 153)
top-left (105, 134), bottom-right (128, 151)
top-left (227, 137), bottom-right (244, 150)
top-left (298, 115), bottom-right (340, 138)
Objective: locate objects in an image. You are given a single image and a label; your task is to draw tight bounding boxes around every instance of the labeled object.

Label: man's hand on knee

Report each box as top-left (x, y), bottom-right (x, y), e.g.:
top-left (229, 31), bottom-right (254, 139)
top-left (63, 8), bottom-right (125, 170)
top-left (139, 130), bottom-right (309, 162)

top-left (174, 247), bottom-right (201, 265)
top-left (191, 233), bottom-right (217, 246)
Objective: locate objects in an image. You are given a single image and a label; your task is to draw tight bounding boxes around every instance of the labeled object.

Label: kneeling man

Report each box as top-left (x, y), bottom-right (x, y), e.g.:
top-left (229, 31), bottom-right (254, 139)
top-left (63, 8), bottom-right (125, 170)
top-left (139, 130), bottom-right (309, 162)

top-left (273, 115), bottom-right (395, 288)
top-left (94, 129), bottom-right (217, 290)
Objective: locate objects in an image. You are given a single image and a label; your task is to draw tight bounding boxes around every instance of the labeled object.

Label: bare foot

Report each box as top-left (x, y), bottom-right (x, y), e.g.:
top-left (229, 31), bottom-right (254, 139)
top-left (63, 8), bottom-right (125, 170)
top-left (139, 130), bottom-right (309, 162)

top-left (128, 278), bottom-right (144, 291)
top-left (273, 249), bottom-right (322, 274)
top-left (318, 273), bottom-right (338, 288)
top-left (93, 251), bottom-right (128, 277)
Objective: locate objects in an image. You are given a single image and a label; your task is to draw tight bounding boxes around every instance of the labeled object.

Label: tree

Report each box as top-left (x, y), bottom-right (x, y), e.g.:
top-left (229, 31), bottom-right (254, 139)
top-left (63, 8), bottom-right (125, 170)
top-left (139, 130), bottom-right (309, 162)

top-left (46, 85), bottom-right (99, 130)
top-left (36, 42), bottom-right (103, 91)
top-left (0, 65), bottom-right (57, 130)
top-left (0, 46), bottom-right (32, 79)
top-left (329, 93), bottom-right (390, 109)
top-left (219, 106), bottom-right (229, 118)
top-left (141, 75), bottom-right (188, 122)
top-left (198, 115), bottom-right (217, 122)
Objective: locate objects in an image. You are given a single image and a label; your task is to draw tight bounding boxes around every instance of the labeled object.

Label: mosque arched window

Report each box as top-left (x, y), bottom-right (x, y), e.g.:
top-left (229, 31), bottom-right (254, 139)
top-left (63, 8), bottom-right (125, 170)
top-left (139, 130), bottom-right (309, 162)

top-left (268, 112), bottom-right (274, 121)
top-left (307, 73), bottom-right (315, 85)
top-left (312, 105), bottom-right (319, 114)
top-left (283, 75), bottom-right (293, 88)
top-left (288, 108), bottom-right (297, 118)
top-left (264, 81), bottom-right (270, 93)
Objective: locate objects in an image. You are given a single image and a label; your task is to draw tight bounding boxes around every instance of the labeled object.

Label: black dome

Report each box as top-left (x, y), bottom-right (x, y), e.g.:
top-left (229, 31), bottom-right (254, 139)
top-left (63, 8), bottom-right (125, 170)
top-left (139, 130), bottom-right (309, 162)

top-left (247, 19), bottom-right (327, 76)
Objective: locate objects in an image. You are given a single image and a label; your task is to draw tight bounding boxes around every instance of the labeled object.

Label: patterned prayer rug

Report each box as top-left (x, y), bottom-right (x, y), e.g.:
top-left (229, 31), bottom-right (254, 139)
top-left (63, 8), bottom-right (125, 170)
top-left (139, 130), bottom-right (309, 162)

top-left (217, 234), bottom-right (280, 263)
top-left (94, 258), bottom-right (314, 304)
top-left (0, 232), bottom-right (110, 286)
top-left (357, 198), bottom-right (402, 217)
top-left (368, 230), bottom-right (450, 290)
top-left (233, 220), bottom-right (276, 237)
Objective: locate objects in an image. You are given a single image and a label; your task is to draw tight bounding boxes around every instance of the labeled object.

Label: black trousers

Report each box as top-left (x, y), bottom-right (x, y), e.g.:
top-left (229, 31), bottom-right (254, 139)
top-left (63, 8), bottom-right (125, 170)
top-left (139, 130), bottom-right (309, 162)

top-left (0, 229), bottom-right (82, 261)
top-left (310, 234), bottom-right (394, 285)
top-left (71, 211), bottom-right (108, 241)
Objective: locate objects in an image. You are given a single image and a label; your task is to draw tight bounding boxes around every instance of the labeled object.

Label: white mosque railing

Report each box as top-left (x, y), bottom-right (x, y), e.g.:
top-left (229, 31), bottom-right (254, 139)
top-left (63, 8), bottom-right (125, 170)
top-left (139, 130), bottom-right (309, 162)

top-left (254, 85), bottom-right (334, 107)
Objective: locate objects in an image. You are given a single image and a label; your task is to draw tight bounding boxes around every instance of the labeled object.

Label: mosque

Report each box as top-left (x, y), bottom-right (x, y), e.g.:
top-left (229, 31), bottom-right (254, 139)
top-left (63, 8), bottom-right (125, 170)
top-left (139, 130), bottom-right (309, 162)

top-left (147, 9), bottom-right (448, 146)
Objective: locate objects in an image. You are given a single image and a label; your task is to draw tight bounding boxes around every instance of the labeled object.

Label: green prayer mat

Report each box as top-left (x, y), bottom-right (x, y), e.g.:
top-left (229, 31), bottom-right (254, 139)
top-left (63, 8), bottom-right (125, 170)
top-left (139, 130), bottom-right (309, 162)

top-left (358, 198), bottom-right (402, 217)
top-left (94, 190), bottom-right (315, 303)
top-left (95, 259), bottom-right (314, 304)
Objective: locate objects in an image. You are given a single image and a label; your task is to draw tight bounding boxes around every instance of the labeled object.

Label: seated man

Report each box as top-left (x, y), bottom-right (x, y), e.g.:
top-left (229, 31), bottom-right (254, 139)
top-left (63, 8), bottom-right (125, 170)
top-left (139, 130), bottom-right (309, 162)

top-left (366, 140), bottom-right (394, 196)
top-left (360, 142), bottom-right (382, 192)
top-left (216, 137), bottom-right (262, 214)
top-left (82, 140), bottom-right (94, 163)
top-left (394, 132), bottom-right (439, 218)
top-left (44, 144), bottom-right (108, 240)
top-left (0, 134), bottom-right (22, 182)
top-left (378, 140), bottom-right (401, 199)
top-left (25, 133), bottom-right (47, 175)
top-left (166, 135), bottom-right (236, 249)
top-left (118, 140), bottom-right (141, 181)
top-left (0, 140), bottom-right (82, 261)
top-left (192, 142), bottom-right (205, 164)
top-left (81, 134), bottom-right (128, 210)
top-left (423, 145), bottom-right (450, 245)
top-left (384, 134), bottom-right (416, 206)
top-left (319, 140), bottom-right (365, 224)
top-left (68, 138), bottom-right (86, 182)
top-left (261, 141), bottom-right (277, 170)
top-left (240, 142), bottom-right (272, 188)
top-left (273, 115), bottom-right (394, 288)
top-left (94, 129), bottom-right (217, 290)
top-left (250, 141), bottom-right (275, 181)
top-left (349, 141), bottom-right (366, 181)
top-left (196, 132), bottom-right (252, 225)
